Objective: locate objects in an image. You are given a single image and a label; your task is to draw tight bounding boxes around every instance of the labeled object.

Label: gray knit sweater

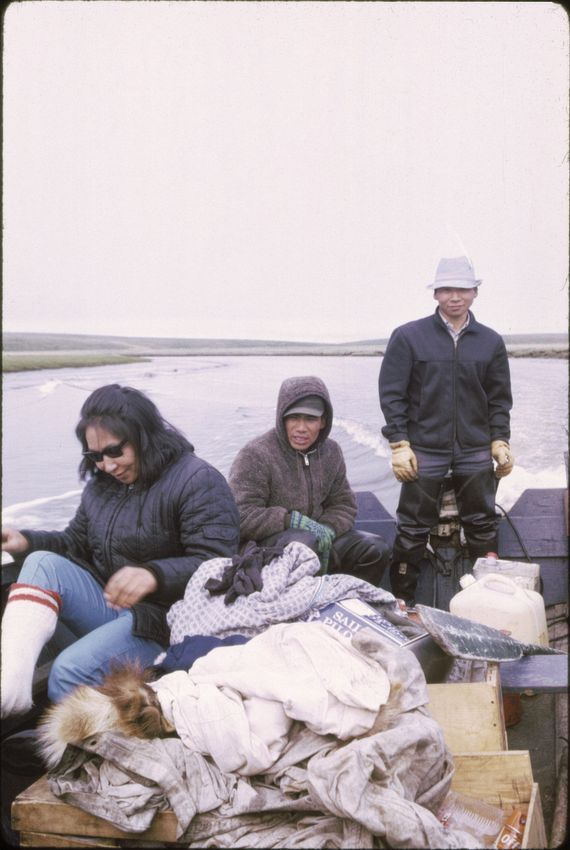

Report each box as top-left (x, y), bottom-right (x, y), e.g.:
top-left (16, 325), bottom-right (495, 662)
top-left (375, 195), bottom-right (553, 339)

top-left (228, 376), bottom-right (357, 542)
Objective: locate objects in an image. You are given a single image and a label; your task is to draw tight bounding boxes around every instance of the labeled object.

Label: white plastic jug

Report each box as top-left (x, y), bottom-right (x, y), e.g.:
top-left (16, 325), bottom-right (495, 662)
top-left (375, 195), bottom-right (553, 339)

top-left (450, 573), bottom-right (549, 646)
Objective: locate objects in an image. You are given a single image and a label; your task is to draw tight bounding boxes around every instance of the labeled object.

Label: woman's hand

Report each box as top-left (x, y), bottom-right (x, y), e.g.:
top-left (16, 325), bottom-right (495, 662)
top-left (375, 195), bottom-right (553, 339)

top-left (104, 566), bottom-right (158, 610)
top-left (1, 528), bottom-right (30, 555)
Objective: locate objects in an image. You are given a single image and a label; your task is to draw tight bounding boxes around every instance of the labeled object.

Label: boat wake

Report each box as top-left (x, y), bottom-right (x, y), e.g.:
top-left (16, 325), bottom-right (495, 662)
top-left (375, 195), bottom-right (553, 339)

top-left (38, 379), bottom-right (63, 397)
top-left (333, 417), bottom-right (390, 459)
top-left (494, 464), bottom-right (567, 512)
top-left (2, 489), bottom-right (83, 531)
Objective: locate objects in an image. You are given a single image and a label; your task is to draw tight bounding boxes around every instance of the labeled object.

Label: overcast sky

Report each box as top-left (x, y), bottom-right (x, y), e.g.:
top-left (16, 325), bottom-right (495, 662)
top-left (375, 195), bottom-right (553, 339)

top-left (3, 0), bottom-right (568, 342)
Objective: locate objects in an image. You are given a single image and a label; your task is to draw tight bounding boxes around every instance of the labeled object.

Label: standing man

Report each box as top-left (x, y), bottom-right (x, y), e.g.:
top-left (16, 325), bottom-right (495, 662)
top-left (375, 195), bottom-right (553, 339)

top-left (379, 256), bottom-right (514, 606)
top-left (229, 375), bottom-right (390, 585)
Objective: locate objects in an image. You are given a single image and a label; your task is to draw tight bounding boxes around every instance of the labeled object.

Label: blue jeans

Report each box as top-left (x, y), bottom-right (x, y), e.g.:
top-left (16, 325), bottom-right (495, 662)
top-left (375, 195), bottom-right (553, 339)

top-left (17, 552), bottom-right (165, 702)
top-left (413, 443), bottom-right (492, 477)
top-left (392, 444), bottom-right (497, 568)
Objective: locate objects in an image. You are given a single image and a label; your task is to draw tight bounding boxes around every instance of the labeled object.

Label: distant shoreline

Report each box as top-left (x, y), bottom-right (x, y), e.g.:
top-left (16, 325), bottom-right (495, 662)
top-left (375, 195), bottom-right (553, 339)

top-left (3, 330), bottom-right (568, 372)
top-left (3, 345), bottom-right (568, 372)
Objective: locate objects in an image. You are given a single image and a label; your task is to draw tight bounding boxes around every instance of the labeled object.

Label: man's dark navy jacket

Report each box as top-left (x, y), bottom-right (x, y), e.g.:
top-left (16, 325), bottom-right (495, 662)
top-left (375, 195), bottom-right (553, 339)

top-left (379, 309), bottom-right (512, 451)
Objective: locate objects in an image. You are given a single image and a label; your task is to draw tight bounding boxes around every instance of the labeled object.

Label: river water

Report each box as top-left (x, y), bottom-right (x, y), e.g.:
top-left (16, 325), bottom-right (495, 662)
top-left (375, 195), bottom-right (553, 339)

top-left (2, 356), bottom-right (567, 533)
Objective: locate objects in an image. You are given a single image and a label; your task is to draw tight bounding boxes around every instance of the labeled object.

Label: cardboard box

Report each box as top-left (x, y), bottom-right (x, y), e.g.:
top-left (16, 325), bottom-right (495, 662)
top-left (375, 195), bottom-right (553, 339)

top-left (303, 596), bottom-right (418, 644)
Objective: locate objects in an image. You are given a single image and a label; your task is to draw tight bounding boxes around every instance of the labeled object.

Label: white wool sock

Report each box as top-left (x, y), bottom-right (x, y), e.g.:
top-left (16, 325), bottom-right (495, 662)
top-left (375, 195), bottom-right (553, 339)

top-left (1, 584), bottom-right (60, 718)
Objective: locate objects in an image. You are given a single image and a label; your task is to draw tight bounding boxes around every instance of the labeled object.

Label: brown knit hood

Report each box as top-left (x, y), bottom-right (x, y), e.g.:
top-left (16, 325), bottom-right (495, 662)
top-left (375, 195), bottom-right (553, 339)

top-left (229, 375), bottom-right (356, 541)
top-left (275, 376), bottom-right (333, 452)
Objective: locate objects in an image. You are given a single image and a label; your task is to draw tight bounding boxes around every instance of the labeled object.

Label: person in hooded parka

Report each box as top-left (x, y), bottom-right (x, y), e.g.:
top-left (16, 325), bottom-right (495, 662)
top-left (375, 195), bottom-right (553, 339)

top-left (229, 375), bottom-right (390, 583)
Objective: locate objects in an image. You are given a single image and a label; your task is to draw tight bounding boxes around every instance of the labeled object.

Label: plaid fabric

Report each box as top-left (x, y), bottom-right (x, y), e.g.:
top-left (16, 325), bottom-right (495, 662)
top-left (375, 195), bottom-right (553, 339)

top-left (166, 541), bottom-right (397, 646)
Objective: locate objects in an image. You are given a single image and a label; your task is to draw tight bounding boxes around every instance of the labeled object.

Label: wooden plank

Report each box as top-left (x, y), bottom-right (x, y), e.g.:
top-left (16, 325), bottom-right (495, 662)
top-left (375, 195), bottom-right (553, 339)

top-left (20, 832), bottom-right (120, 847)
top-left (499, 655), bottom-right (568, 693)
top-left (498, 601), bottom-right (568, 692)
top-left (485, 663), bottom-right (500, 687)
top-left (499, 517), bottom-right (567, 557)
top-left (504, 488), bottom-right (567, 519)
top-left (427, 680), bottom-right (507, 752)
top-left (452, 751), bottom-right (534, 805)
top-left (547, 602), bottom-right (568, 648)
top-left (535, 560), bottom-right (568, 607)
top-left (12, 776), bottom-right (179, 842)
top-left (452, 752), bottom-right (547, 847)
top-left (550, 744), bottom-right (568, 849)
top-left (523, 782), bottom-right (548, 849)
top-left (15, 754), bottom-right (546, 848)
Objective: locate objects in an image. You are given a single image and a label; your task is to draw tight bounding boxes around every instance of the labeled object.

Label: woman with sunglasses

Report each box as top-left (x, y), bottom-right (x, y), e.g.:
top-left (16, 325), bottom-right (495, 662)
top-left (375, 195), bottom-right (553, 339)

top-left (1, 384), bottom-right (240, 718)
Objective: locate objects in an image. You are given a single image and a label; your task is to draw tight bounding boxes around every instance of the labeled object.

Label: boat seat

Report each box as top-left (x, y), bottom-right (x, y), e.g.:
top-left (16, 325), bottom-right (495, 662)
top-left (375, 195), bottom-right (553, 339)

top-left (499, 655), bottom-right (568, 693)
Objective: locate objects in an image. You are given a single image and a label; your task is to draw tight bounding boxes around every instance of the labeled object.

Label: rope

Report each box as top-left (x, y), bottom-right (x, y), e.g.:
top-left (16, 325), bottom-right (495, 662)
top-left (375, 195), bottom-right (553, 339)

top-left (495, 502), bottom-right (533, 562)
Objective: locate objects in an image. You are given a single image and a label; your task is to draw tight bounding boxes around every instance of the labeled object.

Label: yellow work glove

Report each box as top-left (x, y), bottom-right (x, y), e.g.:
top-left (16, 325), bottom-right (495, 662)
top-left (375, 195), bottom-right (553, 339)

top-left (491, 440), bottom-right (514, 478)
top-left (389, 441), bottom-right (418, 482)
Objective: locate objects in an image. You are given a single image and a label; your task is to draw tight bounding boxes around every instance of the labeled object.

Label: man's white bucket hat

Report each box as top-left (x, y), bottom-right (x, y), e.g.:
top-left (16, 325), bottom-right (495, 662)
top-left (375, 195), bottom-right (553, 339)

top-left (427, 255), bottom-right (482, 289)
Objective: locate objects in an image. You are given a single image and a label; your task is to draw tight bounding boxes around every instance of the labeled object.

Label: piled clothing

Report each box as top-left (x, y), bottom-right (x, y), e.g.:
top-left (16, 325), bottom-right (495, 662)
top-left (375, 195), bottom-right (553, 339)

top-left (167, 541), bottom-right (399, 645)
top-left (151, 622), bottom-right (392, 775)
top-left (46, 624), bottom-right (479, 848)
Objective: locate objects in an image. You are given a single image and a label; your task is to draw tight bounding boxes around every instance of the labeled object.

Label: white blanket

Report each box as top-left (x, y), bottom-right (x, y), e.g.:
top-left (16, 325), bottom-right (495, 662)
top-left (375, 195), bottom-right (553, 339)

top-left (151, 621), bottom-right (391, 775)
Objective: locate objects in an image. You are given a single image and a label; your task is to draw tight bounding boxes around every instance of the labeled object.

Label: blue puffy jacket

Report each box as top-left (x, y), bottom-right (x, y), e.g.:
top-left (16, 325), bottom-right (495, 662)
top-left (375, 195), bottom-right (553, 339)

top-left (379, 310), bottom-right (512, 450)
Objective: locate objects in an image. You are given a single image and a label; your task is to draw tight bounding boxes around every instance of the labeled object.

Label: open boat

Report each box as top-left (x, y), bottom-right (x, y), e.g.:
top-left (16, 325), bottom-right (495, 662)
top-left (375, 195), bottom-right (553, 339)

top-left (2, 483), bottom-right (567, 848)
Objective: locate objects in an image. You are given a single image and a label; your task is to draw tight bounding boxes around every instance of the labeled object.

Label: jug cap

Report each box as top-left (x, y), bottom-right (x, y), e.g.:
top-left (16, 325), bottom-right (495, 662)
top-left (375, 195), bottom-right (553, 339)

top-left (459, 573), bottom-right (477, 589)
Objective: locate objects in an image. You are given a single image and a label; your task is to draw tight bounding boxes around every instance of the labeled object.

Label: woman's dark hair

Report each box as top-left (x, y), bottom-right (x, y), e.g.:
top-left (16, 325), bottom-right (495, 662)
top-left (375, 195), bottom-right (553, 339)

top-left (76, 384), bottom-right (194, 486)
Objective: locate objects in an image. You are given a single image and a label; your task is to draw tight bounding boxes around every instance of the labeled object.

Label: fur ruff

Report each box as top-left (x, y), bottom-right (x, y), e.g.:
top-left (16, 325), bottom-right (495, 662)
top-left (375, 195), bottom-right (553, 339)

top-left (37, 664), bottom-right (174, 769)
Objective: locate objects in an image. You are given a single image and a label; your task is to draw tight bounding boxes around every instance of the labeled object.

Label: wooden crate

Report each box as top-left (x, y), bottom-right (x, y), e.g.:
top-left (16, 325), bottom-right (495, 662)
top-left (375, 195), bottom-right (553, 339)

top-left (13, 751), bottom-right (545, 849)
top-left (12, 671), bottom-right (546, 848)
top-left (13, 777), bottom-right (178, 846)
top-left (426, 662), bottom-right (508, 752)
top-left (452, 751), bottom-right (547, 849)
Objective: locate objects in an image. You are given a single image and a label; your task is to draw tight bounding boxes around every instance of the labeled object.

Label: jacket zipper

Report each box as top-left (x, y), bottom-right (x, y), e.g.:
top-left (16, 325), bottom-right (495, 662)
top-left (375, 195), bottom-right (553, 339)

top-left (452, 327), bottom-right (469, 445)
top-left (438, 313), bottom-right (470, 448)
top-left (299, 449), bottom-right (316, 516)
top-left (452, 339), bottom-right (458, 444)
top-left (103, 485), bottom-right (134, 570)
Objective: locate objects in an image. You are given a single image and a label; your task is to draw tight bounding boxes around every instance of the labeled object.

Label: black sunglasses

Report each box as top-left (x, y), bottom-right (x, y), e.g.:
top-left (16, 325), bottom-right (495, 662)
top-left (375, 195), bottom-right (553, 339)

top-left (82, 438), bottom-right (128, 464)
